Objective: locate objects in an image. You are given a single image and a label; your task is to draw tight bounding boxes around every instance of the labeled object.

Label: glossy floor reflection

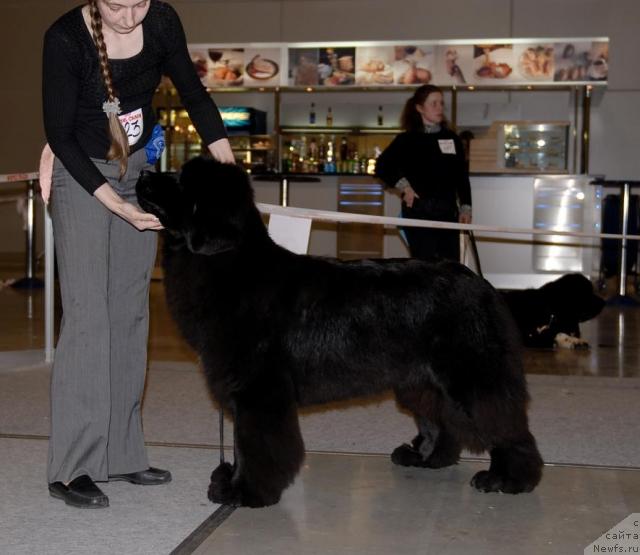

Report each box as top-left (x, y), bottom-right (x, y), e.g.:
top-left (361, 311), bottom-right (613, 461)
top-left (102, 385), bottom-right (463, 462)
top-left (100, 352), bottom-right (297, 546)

top-left (189, 453), bottom-right (640, 555)
top-left (1, 279), bottom-right (639, 376)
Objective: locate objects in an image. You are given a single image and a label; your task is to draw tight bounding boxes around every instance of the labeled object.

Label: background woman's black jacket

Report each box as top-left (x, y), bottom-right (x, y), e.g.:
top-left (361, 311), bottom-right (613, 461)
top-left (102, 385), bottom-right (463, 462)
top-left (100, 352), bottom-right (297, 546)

top-left (375, 128), bottom-right (472, 220)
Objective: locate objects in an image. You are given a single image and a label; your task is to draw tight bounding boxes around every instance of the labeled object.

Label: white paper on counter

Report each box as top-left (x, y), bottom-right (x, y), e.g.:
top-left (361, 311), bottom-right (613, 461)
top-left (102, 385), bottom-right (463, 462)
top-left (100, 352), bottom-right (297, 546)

top-left (267, 214), bottom-right (312, 255)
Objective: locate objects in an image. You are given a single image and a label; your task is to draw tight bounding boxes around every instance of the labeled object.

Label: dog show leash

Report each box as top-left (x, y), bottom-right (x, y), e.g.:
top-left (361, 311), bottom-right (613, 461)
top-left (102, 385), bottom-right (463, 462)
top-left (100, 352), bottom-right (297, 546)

top-left (219, 406), bottom-right (225, 464)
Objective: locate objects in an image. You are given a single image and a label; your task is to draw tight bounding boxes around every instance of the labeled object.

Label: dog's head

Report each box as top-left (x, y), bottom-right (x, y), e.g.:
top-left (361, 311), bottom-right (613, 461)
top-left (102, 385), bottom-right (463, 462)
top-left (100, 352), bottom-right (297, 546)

top-left (540, 274), bottom-right (605, 322)
top-left (136, 157), bottom-right (258, 255)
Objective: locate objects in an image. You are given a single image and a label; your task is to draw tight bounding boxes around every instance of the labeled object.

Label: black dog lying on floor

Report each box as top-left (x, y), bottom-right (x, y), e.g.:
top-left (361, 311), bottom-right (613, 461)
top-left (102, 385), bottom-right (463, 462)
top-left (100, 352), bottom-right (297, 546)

top-left (136, 157), bottom-right (543, 508)
top-left (502, 274), bottom-right (605, 349)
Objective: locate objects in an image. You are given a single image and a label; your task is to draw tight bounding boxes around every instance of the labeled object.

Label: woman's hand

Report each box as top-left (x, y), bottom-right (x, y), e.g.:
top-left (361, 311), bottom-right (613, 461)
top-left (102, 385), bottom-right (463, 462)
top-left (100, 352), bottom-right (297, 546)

top-left (94, 183), bottom-right (163, 231)
top-left (38, 143), bottom-right (55, 204)
top-left (118, 202), bottom-right (164, 231)
top-left (207, 138), bottom-right (235, 164)
top-left (401, 185), bottom-right (419, 208)
top-left (459, 206), bottom-right (472, 224)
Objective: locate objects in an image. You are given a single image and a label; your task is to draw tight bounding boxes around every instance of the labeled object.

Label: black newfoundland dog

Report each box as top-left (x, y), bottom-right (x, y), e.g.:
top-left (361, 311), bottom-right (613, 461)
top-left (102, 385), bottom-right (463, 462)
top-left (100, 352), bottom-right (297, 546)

top-left (136, 157), bottom-right (543, 508)
top-left (502, 274), bottom-right (605, 349)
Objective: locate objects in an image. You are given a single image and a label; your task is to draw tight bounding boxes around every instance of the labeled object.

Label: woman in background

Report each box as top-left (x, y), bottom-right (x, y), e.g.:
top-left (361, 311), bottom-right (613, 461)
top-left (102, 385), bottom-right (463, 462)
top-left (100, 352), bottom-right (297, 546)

top-left (375, 85), bottom-right (472, 261)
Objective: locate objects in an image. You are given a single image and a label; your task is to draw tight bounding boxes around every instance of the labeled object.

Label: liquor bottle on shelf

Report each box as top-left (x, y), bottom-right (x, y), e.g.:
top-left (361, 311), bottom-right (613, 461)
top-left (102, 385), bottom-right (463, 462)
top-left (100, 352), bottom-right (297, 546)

top-left (351, 151), bottom-right (360, 174)
top-left (339, 136), bottom-right (348, 163)
top-left (308, 138), bottom-right (318, 173)
top-left (325, 137), bottom-right (336, 173)
top-left (377, 105), bottom-right (384, 126)
top-left (326, 106), bottom-right (333, 127)
top-left (281, 141), bottom-right (291, 173)
top-left (309, 102), bottom-right (316, 125)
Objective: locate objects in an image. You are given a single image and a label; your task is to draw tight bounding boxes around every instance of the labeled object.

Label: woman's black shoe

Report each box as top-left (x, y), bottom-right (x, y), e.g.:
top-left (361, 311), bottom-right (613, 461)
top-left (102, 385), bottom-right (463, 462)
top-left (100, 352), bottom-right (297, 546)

top-left (48, 475), bottom-right (109, 508)
top-left (109, 467), bottom-right (172, 485)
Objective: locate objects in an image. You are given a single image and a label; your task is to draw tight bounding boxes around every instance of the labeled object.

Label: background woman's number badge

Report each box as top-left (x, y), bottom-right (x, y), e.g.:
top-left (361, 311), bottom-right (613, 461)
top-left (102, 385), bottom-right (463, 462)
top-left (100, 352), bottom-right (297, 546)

top-left (438, 139), bottom-right (456, 154)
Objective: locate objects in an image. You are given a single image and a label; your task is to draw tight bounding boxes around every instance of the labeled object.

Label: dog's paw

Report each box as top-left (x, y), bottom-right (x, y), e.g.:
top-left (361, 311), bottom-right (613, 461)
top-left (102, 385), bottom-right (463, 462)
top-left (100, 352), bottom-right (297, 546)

top-left (470, 470), bottom-right (536, 494)
top-left (554, 333), bottom-right (589, 350)
top-left (391, 444), bottom-right (425, 467)
top-left (208, 462), bottom-right (241, 506)
top-left (391, 443), bottom-right (458, 469)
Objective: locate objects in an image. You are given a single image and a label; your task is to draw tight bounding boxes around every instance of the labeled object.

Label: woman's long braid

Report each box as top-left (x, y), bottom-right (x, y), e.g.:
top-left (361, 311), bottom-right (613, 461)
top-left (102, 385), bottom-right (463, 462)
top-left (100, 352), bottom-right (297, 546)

top-left (89, 0), bottom-right (129, 178)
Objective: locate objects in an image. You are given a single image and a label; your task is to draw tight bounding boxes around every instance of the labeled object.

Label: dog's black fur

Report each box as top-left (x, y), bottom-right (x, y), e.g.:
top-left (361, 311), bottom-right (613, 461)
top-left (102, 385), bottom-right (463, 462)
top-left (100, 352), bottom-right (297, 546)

top-left (136, 157), bottom-right (543, 508)
top-left (502, 274), bottom-right (605, 349)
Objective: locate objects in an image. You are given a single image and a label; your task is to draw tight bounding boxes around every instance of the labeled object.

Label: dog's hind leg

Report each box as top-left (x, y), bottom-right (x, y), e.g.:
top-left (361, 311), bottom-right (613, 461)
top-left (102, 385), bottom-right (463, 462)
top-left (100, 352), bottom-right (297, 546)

top-left (470, 430), bottom-right (543, 494)
top-left (465, 388), bottom-right (544, 494)
top-left (207, 373), bottom-right (305, 508)
top-left (392, 386), bottom-right (461, 469)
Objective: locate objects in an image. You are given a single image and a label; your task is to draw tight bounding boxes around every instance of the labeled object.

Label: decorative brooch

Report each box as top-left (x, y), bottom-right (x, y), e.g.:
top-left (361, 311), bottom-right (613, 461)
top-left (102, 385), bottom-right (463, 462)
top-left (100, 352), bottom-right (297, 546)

top-left (102, 97), bottom-right (122, 116)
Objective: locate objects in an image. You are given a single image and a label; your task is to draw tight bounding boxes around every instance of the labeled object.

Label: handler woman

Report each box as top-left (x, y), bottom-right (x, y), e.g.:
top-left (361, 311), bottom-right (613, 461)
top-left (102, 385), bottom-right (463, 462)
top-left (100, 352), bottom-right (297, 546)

top-left (42, 0), bottom-right (233, 508)
top-left (375, 85), bottom-right (472, 261)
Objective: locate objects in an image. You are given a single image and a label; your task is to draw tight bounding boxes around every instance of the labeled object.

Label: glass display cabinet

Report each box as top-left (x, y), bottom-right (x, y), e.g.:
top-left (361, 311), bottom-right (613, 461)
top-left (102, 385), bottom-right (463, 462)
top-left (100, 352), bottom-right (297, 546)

top-left (498, 121), bottom-right (570, 173)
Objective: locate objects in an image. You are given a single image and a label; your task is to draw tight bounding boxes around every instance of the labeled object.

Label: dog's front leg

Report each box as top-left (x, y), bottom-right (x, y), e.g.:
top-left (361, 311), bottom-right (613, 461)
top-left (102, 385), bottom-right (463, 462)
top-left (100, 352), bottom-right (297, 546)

top-left (207, 374), bottom-right (305, 508)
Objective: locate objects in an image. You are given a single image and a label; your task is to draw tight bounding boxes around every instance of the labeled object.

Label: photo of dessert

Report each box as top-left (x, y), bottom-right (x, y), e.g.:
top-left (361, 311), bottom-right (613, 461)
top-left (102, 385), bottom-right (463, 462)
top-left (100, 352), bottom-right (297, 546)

top-left (190, 48), bottom-right (245, 88)
top-left (473, 44), bottom-right (514, 80)
top-left (553, 41), bottom-right (609, 82)
top-left (392, 45), bottom-right (434, 85)
top-left (318, 47), bottom-right (356, 86)
top-left (355, 46), bottom-right (394, 85)
top-left (244, 47), bottom-right (282, 86)
top-left (516, 44), bottom-right (555, 80)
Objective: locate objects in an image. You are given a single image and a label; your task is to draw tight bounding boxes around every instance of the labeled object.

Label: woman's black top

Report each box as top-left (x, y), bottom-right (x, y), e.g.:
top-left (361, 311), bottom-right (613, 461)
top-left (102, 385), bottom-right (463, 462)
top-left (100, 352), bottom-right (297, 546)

top-left (375, 128), bottom-right (472, 214)
top-left (43, 0), bottom-right (227, 194)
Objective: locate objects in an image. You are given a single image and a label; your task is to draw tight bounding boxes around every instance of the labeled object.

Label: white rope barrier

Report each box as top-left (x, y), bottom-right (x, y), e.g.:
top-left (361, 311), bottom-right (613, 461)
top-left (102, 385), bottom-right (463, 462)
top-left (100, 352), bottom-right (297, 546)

top-left (1, 169), bottom-right (638, 366)
top-left (256, 203), bottom-right (640, 242)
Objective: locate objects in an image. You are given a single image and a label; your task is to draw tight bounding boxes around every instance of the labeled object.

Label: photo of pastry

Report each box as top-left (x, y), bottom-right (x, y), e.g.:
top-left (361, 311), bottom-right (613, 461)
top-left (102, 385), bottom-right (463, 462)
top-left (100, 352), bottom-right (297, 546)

top-left (355, 46), bottom-right (394, 85)
top-left (515, 44), bottom-right (555, 80)
top-left (318, 47), bottom-right (356, 86)
top-left (288, 48), bottom-right (320, 86)
top-left (190, 48), bottom-right (245, 88)
top-left (392, 45), bottom-right (434, 85)
top-left (473, 44), bottom-right (514, 80)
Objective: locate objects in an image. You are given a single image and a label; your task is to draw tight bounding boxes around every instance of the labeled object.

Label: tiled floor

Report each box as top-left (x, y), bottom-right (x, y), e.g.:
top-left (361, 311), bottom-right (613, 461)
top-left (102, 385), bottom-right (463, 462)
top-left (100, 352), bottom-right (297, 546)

top-left (2, 275), bottom-right (640, 554)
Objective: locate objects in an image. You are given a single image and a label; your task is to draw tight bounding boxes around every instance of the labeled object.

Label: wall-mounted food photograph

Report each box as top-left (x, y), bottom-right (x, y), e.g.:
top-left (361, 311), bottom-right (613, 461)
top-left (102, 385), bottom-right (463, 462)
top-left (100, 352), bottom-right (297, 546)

top-left (392, 45), bottom-right (434, 85)
top-left (190, 48), bottom-right (245, 88)
top-left (288, 48), bottom-right (320, 86)
top-left (553, 41), bottom-right (609, 82)
top-left (317, 47), bottom-right (356, 86)
top-left (244, 48), bottom-right (282, 87)
top-left (515, 43), bottom-right (555, 81)
top-left (473, 44), bottom-right (515, 81)
top-left (432, 45), bottom-right (472, 85)
top-left (355, 46), bottom-right (394, 85)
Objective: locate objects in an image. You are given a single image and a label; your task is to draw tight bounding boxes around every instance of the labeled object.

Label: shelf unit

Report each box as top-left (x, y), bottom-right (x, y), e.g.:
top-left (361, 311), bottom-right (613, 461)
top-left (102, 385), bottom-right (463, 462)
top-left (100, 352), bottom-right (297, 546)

top-left (153, 84), bottom-right (597, 176)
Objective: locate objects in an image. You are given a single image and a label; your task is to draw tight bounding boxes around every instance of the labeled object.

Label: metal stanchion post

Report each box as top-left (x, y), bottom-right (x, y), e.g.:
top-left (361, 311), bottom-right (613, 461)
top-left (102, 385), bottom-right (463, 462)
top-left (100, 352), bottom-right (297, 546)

top-left (619, 182), bottom-right (630, 297)
top-left (606, 180), bottom-right (640, 306)
top-left (44, 207), bottom-right (55, 364)
top-left (280, 176), bottom-right (289, 207)
top-left (12, 179), bottom-right (44, 289)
